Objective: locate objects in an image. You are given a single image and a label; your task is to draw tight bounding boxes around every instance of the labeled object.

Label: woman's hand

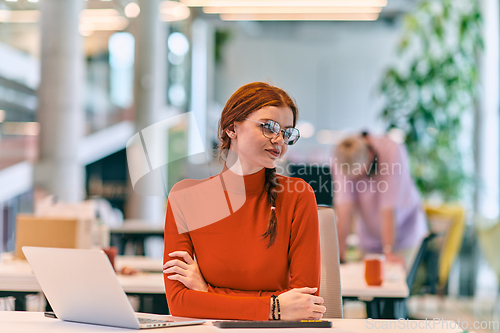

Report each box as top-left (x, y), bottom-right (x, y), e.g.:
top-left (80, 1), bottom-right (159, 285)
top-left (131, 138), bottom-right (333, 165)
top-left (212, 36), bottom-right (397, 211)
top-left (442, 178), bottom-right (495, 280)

top-left (163, 251), bottom-right (208, 292)
top-left (269, 287), bottom-right (326, 320)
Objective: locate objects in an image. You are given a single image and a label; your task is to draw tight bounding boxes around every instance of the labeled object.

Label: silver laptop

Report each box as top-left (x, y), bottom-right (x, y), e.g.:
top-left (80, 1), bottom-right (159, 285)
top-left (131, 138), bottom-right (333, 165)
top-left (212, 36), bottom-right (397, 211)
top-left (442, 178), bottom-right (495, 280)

top-left (22, 246), bottom-right (205, 329)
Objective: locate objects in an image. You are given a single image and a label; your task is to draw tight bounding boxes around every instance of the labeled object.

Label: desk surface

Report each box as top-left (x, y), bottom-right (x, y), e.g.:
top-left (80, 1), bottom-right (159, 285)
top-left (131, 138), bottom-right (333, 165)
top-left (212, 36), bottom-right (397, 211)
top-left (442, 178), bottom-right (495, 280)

top-left (0, 253), bottom-right (164, 294)
top-left (340, 262), bottom-right (409, 299)
top-left (0, 254), bottom-right (408, 299)
top-left (110, 220), bottom-right (164, 234)
top-left (1, 312), bottom-right (463, 333)
top-left (117, 258), bottom-right (409, 299)
top-left (115, 258), bottom-right (410, 299)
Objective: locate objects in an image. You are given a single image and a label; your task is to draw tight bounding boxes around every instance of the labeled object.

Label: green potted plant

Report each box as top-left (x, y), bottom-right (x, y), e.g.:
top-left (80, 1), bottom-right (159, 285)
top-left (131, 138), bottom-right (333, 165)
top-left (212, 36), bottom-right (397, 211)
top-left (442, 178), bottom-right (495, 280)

top-left (380, 0), bottom-right (483, 201)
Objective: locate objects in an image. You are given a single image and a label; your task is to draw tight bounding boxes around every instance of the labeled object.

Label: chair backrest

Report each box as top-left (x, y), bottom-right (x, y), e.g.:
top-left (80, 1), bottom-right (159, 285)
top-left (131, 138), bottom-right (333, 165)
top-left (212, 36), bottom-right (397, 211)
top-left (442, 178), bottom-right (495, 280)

top-left (406, 232), bottom-right (440, 293)
top-left (424, 205), bottom-right (466, 289)
top-left (317, 206), bottom-right (343, 318)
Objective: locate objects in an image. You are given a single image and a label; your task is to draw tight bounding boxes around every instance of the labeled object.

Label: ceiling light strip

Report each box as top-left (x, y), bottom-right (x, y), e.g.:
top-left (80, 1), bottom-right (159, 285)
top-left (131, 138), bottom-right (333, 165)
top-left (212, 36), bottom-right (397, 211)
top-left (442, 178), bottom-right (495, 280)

top-left (182, 0), bottom-right (387, 7)
top-left (203, 6), bottom-right (383, 14)
top-left (0, 10), bottom-right (40, 23)
top-left (219, 13), bottom-right (380, 20)
top-left (159, 0), bottom-right (191, 21)
top-left (80, 9), bottom-right (120, 17)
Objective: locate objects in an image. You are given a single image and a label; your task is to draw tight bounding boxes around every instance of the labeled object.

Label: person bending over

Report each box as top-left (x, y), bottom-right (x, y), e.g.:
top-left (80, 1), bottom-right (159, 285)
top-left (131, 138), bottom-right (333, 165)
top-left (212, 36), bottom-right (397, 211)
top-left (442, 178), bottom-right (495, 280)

top-left (333, 132), bottom-right (427, 268)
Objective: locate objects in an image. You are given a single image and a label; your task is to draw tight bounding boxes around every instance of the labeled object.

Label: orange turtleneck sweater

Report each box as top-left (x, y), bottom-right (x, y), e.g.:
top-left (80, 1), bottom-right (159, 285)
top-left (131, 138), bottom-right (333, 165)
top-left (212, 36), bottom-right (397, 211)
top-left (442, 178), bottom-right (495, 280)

top-left (163, 167), bottom-right (320, 320)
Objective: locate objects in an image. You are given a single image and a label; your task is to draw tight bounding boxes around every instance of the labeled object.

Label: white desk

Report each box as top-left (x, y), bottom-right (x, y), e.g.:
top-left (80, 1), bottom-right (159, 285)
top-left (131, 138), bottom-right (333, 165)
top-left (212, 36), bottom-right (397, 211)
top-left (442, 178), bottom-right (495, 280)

top-left (0, 253), bottom-right (166, 312)
top-left (102, 258), bottom-right (411, 300)
top-left (0, 254), bottom-right (409, 318)
top-left (0, 253), bottom-right (164, 294)
top-left (110, 220), bottom-right (164, 234)
top-left (340, 262), bottom-right (409, 299)
top-left (115, 258), bottom-right (411, 301)
top-left (117, 259), bottom-right (410, 301)
top-left (0, 254), bottom-right (409, 296)
top-left (0, 255), bottom-right (407, 296)
top-left (339, 262), bottom-right (409, 319)
top-left (0, 312), bottom-right (463, 333)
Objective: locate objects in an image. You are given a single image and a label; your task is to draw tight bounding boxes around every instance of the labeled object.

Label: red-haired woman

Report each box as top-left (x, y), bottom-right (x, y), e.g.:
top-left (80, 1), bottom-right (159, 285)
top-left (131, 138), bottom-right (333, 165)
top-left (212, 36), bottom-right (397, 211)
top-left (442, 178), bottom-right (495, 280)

top-left (163, 82), bottom-right (325, 320)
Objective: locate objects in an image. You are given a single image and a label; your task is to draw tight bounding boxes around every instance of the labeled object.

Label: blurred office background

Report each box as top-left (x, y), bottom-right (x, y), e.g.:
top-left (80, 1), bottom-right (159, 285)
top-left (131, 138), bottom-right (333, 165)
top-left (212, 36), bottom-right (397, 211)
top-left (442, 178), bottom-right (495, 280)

top-left (0, 0), bottom-right (499, 330)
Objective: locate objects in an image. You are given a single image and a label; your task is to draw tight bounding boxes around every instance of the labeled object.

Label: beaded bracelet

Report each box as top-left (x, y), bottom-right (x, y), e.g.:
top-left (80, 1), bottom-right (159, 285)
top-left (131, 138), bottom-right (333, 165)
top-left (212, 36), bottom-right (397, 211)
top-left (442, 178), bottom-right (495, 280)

top-left (276, 297), bottom-right (281, 320)
top-left (270, 295), bottom-right (277, 320)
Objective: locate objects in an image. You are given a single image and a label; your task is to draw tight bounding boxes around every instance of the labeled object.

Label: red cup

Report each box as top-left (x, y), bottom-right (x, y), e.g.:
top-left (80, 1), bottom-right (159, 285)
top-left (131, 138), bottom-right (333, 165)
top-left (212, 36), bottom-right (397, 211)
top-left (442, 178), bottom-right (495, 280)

top-left (364, 254), bottom-right (385, 286)
top-left (103, 247), bottom-right (118, 271)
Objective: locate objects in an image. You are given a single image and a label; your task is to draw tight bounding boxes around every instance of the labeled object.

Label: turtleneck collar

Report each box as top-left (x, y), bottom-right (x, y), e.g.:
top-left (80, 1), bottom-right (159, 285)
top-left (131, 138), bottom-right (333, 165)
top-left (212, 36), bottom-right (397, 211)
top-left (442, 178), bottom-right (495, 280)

top-left (220, 165), bottom-right (267, 194)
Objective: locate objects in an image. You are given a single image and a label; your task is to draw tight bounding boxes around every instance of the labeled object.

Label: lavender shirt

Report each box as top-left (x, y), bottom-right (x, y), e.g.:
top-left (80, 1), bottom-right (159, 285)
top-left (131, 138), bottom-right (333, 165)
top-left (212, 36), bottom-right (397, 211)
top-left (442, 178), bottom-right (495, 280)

top-left (333, 135), bottom-right (428, 252)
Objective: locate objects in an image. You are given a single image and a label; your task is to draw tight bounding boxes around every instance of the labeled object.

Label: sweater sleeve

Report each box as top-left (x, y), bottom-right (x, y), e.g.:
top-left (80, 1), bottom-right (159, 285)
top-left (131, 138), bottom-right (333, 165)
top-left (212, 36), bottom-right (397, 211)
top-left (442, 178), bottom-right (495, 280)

top-left (163, 200), bottom-right (271, 320)
top-left (206, 285), bottom-right (283, 297)
top-left (288, 181), bottom-right (321, 295)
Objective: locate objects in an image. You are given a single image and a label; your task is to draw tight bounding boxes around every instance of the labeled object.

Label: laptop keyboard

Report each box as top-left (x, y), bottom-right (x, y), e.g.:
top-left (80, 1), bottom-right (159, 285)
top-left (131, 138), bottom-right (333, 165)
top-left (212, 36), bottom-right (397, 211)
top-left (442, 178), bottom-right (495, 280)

top-left (138, 318), bottom-right (172, 324)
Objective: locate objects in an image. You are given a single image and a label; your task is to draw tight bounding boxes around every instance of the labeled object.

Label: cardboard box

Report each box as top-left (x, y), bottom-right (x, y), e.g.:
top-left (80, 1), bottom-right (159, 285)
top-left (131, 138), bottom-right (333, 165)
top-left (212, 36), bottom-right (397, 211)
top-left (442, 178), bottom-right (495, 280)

top-left (15, 214), bottom-right (93, 259)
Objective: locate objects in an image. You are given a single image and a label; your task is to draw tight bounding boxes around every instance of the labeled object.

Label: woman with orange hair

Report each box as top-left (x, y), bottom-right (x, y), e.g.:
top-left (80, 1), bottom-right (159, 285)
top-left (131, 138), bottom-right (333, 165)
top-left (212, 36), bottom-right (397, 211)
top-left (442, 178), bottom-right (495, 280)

top-left (163, 82), bottom-right (324, 320)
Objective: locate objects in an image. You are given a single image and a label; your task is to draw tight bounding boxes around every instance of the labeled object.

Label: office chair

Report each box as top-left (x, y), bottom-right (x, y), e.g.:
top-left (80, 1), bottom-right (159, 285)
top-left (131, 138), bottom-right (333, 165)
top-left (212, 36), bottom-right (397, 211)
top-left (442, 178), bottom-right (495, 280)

top-left (406, 233), bottom-right (440, 293)
top-left (423, 204), bottom-right (465, 291)
top-left (317, 206), bottom-right (343, 318)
